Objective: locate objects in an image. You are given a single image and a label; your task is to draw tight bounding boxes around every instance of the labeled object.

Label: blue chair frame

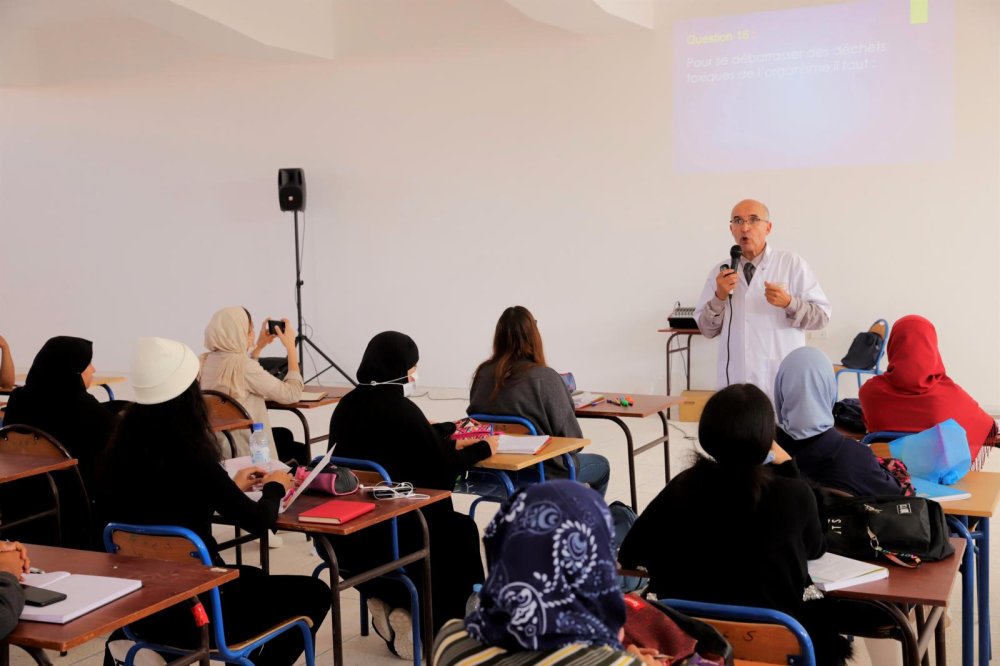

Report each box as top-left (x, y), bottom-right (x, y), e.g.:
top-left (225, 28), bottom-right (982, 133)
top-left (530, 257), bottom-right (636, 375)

top-left (310, 456), bottom-right (425, 666)
top-left (835, 318), bottom-right (889, 391)
top-left (461, 414), bottom-right (578, 520)
top-left (662, 598), bottom-right (816, 666)
top-left (103, 523), bottom-right (315, 666)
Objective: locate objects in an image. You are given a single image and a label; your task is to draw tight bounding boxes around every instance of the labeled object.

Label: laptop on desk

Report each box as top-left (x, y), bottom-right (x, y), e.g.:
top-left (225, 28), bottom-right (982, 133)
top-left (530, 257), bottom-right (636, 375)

top-left (280, 445), bottom-right (336, 513)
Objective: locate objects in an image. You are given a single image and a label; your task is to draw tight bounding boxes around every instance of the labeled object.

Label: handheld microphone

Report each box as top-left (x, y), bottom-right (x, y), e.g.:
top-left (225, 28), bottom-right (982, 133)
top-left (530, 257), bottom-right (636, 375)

top-left (729, 245), bottom-right (742, 271)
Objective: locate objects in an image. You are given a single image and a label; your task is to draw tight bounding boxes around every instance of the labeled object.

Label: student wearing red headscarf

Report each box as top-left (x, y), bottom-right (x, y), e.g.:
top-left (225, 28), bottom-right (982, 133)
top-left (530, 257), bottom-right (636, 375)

top-left (859, 315), bottom-right (996, 464)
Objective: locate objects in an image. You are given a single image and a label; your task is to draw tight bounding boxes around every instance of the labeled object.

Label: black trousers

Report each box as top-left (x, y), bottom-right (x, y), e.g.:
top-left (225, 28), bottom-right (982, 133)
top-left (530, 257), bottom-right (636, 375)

top-left (106, 566), bottom-right (330, 666)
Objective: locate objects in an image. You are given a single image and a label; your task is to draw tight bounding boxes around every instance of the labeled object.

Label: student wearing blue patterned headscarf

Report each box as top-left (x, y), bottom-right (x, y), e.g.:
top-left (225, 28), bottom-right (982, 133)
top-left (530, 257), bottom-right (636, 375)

top-left (433, 480), bottom-right (649, 665)
top-left (774, 346), bottom-right (903, 497)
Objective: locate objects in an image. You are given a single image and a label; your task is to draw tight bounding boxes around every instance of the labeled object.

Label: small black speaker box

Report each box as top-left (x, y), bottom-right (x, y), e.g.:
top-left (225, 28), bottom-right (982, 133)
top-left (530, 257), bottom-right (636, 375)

top-left (278, 168), bottom-right (306, 212)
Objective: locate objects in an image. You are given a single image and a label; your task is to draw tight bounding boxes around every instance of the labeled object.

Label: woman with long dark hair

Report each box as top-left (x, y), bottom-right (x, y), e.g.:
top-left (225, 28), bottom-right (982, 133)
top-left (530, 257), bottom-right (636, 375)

top-left (468, 306), bottom-right (610, 495)
top-left (620, 384), bottom-right (890, 666)
top-left (100, 337), bottom-right (329, 666)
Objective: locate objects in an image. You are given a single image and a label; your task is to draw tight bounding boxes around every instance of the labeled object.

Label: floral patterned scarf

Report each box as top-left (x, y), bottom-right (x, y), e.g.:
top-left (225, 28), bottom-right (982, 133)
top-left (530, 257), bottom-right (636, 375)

top-left (465, 480), bottom-right (625, 651)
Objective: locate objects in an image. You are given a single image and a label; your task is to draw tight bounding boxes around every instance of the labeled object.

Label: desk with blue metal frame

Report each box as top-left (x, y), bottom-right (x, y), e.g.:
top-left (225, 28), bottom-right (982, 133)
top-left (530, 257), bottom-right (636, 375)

top-left (939, 472), bottom-right (1000, 666)
top-left (4, 543), bottom-right (238, 666)
top-left (274, 488), bottom-right (451, 666)
top-left (869, 442), bottom-right (999, 666)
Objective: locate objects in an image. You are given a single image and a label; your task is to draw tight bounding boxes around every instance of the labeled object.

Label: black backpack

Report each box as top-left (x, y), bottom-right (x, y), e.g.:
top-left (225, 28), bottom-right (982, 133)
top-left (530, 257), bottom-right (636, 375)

top-left (822, 495), bottom-right (955, 566)
top-left (841, 331), bottom-right (882, 369)
top-left (609, 501), bottom-right (648, 592)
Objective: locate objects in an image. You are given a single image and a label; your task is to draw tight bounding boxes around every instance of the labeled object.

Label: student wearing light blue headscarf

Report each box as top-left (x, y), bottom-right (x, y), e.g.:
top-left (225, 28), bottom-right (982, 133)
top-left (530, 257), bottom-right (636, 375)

top-left (774, 347), bottom-right (903, 497)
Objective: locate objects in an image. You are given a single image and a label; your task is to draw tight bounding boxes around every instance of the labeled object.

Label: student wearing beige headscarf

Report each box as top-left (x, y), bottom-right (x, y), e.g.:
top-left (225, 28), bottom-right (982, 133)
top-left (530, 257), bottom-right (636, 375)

top-left (200, 306), bottom-right (304, 461)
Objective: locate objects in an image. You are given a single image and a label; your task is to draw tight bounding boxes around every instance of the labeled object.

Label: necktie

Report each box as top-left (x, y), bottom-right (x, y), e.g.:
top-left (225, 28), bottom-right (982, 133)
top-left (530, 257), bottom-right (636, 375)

top-left (744, 262), bottom-right (756, 284)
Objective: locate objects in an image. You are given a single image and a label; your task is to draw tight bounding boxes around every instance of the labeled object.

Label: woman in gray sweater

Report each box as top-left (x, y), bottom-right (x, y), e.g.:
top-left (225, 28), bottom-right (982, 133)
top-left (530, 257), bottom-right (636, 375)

top-left (469, 306), bottom-right (610, 495)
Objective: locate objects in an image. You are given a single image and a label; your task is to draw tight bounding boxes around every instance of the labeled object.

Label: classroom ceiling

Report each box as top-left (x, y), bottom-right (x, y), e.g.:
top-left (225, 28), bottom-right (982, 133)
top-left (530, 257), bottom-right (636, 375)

top-left (0, 0), bottom-right (656, 87)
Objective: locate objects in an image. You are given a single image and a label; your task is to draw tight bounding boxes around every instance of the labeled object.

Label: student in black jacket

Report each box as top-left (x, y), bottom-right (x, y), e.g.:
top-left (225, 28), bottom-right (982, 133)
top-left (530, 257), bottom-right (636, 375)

top-left (3, 336), bottom-right (118, 548)
top-left (619, 384), bottom-right (891, 666)
top-left (329, 331), bottom-right (497, 660)
top-left (100, 337), bottom-right (329, 666)
top-left (774, 347), bottom-right (904, 497)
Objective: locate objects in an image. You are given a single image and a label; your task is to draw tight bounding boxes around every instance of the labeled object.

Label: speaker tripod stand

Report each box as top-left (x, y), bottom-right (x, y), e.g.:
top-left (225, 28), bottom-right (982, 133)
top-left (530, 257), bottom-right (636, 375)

top-left (290, 209), bottom-right (357, 386)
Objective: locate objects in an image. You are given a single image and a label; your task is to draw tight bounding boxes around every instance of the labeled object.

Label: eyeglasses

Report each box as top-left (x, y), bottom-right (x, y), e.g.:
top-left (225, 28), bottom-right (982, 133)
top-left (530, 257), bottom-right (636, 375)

top-left (729, 216), bottom-right (766, 227)
top-left (368, 481), bottom-right (429, 501)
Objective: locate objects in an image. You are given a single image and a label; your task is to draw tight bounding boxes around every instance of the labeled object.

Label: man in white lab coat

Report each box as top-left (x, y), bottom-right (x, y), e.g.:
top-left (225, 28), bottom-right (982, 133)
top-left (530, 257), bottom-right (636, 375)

top-left (694, 199), bottom-right (831, 402)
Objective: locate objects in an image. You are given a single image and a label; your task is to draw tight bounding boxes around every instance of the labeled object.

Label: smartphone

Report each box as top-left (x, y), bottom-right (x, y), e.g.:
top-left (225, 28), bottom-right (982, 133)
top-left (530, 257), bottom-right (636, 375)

top-left (267, 320), bottom-right (286, 335)
top-left (22, 585), bottom-right (67, 607)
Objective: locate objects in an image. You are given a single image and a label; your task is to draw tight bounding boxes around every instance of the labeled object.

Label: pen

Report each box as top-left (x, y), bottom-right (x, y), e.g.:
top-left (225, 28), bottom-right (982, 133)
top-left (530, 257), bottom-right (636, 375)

top-left (28, 567), bottom-right (44, 574)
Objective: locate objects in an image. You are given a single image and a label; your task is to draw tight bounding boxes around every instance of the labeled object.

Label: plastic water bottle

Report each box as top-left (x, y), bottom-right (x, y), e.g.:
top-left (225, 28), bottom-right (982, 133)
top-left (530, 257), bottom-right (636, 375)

top-left (464, 583), bottom-right (482, 616)
top-left (249, 423), bottom-right (272, 468)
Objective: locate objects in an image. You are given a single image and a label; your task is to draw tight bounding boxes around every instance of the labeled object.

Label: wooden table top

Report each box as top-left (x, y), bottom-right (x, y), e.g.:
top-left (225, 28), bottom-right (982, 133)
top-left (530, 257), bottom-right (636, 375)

top-left (275, 488), bottom-right (451, 536)
top-left (577, 393), bottom-right (682, 418)
top-left (657, 328), bottom-right (702, 335)
top-left (475, 436), bottom-right (591, 472)
top-left (209, 416), bottom-right (254, 433)
top-left (0, 453), bottom-right (77, 484)
top-left (266, 385), bottom-right (351, 410)
top-left (8, 544), bottom-right (238, 651)
top-left (1, 375), bottom-right (127, 394)
top-left (826, 537), bottom-right (965, 606)
top-left (940, 471), bottom-right (1000, 518)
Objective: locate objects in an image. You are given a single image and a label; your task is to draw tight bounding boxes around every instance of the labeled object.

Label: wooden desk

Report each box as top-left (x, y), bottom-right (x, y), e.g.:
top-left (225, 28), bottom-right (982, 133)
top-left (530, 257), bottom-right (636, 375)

top-left (6, 544), bottom-right (238, 660)
top-left (0, 454), bottom-right (76, 484)
top-left (939, 471), bottom-right (1000, 666)
top-left (657, 328), bottom-right (703, 398)
top-left (0, 454), bottom-right (78, 544)
top-left (208, 416), bottom-right (254, 433)
top-left (475, 437), bottom-right (590, 472)
top-left (266, 385), bottom-right (351, 446)
top-left (275, 489), bottom-right (450, 666)
top-left (577, 394), bottom-right (683, 510)
top-left (826, 538), bottom-right (965, 666)
top-left (2, 375), bottom-right (126, 401)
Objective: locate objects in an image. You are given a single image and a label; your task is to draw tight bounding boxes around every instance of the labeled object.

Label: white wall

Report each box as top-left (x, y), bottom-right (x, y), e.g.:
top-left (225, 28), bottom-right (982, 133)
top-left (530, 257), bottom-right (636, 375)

top-left (1, 1), bottom-right (998, 407)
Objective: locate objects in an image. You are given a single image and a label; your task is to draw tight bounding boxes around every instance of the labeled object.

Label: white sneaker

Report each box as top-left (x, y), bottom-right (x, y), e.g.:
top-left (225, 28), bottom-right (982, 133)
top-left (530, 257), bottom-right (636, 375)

top-left (367, 598), bottom-right (395, 649)
top-left (268, 534), bottom-right (284, 549)
top-left (389, 608), bottom-right (414, 660)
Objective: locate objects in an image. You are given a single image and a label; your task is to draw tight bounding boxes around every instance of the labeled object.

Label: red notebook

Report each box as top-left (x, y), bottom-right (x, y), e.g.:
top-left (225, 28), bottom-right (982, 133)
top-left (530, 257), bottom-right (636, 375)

top-left (298, 499), bottom-right (376, 525)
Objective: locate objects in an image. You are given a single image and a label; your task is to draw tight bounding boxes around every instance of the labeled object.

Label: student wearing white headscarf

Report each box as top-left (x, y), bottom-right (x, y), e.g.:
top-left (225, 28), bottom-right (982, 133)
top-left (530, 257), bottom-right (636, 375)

top-left (199, 306), bottom-right (304, 460)
top-left (774, 347), bottom-right (903, 497)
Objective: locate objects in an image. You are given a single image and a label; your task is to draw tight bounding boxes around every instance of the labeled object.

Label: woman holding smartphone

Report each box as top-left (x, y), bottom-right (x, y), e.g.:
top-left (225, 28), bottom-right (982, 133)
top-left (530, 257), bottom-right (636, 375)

top-left (200, 306), bottom-right (306, 463)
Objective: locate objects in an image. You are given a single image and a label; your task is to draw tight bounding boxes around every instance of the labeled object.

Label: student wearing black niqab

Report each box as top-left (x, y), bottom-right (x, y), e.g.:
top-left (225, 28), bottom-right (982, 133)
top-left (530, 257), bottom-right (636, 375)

top-left (3, 336), bottom-right (118, 548)
top-left (329, 331), bottom-right (495, 658)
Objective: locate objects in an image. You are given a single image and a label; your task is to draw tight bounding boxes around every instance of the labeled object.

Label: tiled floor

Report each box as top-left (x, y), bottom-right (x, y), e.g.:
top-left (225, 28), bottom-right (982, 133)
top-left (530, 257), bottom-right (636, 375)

top-left (10, 388), bottom-right (998, 665)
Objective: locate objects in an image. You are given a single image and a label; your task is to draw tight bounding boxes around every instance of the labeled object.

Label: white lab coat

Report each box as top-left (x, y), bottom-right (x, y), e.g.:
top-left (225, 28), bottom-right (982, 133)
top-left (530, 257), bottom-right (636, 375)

top-left (694, 245), bottom-right (831, 402)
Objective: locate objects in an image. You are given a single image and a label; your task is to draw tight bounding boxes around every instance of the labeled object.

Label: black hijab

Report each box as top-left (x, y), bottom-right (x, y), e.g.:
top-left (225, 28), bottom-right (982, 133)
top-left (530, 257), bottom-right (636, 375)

top-left (356, 331), bottom-right (419, 386)
top-left (3, 336), bottom-right (117, 510)
top-left (23, 336), bottom-right (93, 392)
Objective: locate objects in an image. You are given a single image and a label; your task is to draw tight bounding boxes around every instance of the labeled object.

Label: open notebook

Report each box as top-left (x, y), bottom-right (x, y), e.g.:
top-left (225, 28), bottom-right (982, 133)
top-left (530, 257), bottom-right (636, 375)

top-left (19, 572), bottom-right (142, 624)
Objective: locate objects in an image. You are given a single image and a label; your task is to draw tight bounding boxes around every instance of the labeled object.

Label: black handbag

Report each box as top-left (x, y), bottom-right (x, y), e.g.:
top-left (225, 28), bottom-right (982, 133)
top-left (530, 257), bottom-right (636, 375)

top-left (822, 495), bottom-right (954, 567)
top-left (841, 331), bottom-right (882, 369)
